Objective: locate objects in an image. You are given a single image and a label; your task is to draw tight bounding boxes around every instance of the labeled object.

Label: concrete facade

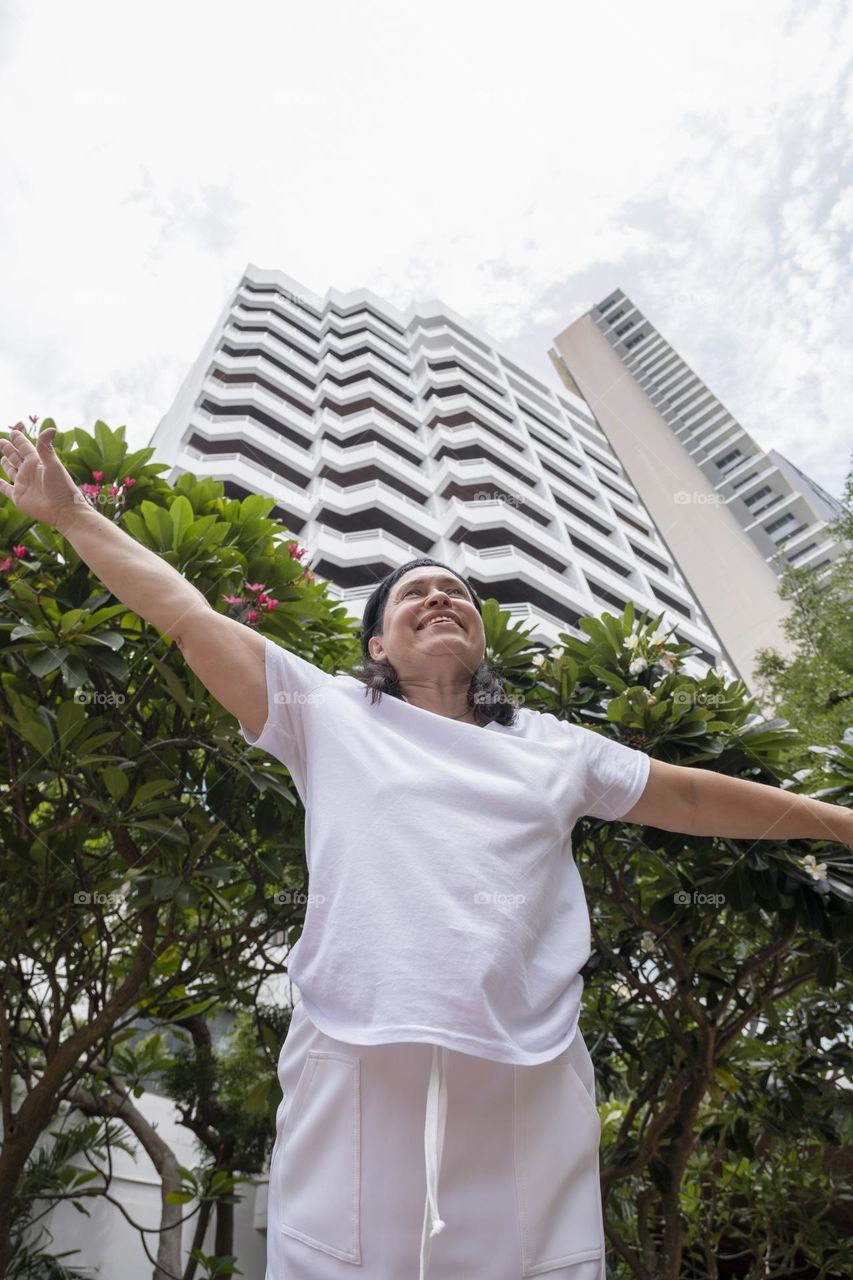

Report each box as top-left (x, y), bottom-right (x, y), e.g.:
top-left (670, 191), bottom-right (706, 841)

top-left (150, 264), bottom-right (726, 676)
top-left (549, 291), bottom-right (845, 687)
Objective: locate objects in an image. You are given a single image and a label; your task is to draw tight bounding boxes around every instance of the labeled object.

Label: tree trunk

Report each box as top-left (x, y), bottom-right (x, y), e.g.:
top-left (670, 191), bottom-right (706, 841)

top-left (214, 1195), bottom-right (233, 1263)
top-left (69, 1085), bottom-right (183, 1280)
top-left (182, 1198), bottom-right (212, 1280)
top-left (0, 906), bottom-right (160, 1272)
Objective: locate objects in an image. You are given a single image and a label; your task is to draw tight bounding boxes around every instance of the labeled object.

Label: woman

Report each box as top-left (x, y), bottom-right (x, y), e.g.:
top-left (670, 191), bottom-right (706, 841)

top-left (3, 424), bottom-right (851, 1280)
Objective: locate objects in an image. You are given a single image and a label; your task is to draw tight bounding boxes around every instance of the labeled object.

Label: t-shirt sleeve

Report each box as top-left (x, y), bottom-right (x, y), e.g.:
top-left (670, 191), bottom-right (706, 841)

top-left (575, 724), bottom-right (651, 820)
top-left (238, 635), bottom-right (335, 773)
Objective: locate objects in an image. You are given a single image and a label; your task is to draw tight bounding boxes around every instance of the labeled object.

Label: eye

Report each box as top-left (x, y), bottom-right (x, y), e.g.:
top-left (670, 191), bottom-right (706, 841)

top-left (401, 585), bottom-right (465, 598)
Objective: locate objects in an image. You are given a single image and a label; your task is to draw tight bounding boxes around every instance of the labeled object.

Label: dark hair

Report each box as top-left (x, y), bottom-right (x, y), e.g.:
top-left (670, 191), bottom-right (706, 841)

top-left (347, 557), bottom-right (520, 727)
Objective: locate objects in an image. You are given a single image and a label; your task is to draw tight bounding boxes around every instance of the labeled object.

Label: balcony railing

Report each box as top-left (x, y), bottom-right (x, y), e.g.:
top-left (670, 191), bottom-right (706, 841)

top-left (318, 477), bottom-right (426, 511)
top-left (321, 526), bottom-right (423, 558)
top-left (183, 447), bottom-right (280, 483)
top-left (459, 541), bottom-right (568, 580)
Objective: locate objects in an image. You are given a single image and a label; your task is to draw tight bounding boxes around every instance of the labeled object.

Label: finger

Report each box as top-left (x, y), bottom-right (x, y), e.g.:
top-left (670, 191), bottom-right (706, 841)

top-left (0, 477), bottom-right (13, 500)
top-left (36, 427), bottom-right (58, 452)
top-left (8, 425), bottom-right (37, 460)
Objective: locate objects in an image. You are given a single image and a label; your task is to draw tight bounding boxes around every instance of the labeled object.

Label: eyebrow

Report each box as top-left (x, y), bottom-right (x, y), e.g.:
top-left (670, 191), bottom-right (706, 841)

top-left (394, 577), bottom-right (470, 598)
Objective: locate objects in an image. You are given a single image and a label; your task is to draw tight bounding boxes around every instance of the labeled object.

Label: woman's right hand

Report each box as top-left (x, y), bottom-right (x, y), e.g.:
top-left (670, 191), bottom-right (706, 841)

top-left (0, 423), bottom-right (88, 530)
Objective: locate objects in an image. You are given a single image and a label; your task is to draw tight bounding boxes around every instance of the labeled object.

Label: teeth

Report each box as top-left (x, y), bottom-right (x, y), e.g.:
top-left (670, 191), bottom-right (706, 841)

top-left (421, 616), bottom-right (457, 629)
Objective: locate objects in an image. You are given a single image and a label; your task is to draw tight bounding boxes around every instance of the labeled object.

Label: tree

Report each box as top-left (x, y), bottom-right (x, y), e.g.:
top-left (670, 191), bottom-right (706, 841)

top-left (502, 601), bottom-right (853, 1279)
top-left (0, 420), bottom-right (356, 1275)
top-left (753, 457), bottom-right (853, 765)
top-left (3, 422), bottom-right (851, 1279)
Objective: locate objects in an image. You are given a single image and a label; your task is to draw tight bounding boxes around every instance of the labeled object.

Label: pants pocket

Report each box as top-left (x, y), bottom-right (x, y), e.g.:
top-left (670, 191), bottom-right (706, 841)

top-left (514, 1033), bottom-right (604, 1276)
top-left (279, 1048), bottom-right (362, 1264)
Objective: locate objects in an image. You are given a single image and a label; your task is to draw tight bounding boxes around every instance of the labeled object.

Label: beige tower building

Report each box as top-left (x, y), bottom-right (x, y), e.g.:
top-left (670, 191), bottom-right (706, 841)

top-left (549, 289), bottom-right (847, 690)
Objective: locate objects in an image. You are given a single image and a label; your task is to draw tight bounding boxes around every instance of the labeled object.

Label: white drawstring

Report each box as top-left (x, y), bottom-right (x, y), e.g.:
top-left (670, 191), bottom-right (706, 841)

top-left (420, 1044), bottom-right (448, 1280)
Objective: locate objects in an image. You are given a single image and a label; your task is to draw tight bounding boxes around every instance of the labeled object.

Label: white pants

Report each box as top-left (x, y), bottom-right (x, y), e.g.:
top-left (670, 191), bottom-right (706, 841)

top-left (266, 1000), bottom-right (607, 1280)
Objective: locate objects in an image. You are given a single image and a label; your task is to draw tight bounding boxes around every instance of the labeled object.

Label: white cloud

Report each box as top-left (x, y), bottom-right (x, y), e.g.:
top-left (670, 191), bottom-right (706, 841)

top-left (0, 0), bottom-right (850, 496)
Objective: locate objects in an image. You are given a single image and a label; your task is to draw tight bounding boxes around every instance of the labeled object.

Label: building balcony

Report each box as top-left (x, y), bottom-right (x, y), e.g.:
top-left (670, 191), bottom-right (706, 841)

top-left (711, 451), bottom-right (761, 491)
top-left (315, 477), bottom-right (437, 538)
top-left (223, 321), bottom-right (319, 382)
top-left (437, 454), bottom-right (540, 500)
top-left (319, 350), bottom-right (416, 408)
top-left (233, 297), bottom-right (323, 356)
top-left (421, 381), bottom-right (517, 434)
top-left (447, 493), bottom-right (562, 553)
top-left (784, 533), bottom-right (837, 570)
top-left (688, 416), bottom-right (739, 459)
top-left (741, 482), bottom-right (797, 529)
top-left (182, 445), bottom-right (312, 505)
top-left (312, 525), bottom-right (426, 569)
top-left (200, 369), bottom-right (315, 425)
top-left (459, 540), bottom-right (570, 582)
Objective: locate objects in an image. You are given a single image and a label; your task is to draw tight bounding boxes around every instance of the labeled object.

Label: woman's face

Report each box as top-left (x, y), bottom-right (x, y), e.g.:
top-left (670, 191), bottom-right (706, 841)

top-left (367, 567), bottom-right (486, 678)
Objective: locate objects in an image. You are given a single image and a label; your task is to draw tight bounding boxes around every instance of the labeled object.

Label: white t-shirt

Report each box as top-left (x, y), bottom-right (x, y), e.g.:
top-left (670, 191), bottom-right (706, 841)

top-left (239, 636), bottom-right (651, 1065)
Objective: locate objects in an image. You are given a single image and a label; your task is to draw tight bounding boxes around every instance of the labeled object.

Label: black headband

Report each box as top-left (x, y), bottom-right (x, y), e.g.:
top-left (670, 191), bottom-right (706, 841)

top-left (359, 558), bottom-right (483, 659)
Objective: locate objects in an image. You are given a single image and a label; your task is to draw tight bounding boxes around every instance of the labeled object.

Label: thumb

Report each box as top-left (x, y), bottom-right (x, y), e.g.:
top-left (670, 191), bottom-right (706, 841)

top-left (37, 426), bottom-right (58, 452)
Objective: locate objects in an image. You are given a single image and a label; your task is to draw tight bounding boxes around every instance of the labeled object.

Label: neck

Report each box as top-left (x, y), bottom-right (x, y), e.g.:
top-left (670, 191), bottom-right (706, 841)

top-left (400, 693), bottom-right (478, 723)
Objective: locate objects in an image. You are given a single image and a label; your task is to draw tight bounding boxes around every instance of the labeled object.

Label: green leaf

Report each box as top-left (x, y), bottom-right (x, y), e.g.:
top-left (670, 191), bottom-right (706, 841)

top-left (102, 766), bottom-right (130, 802)
top-left (127, 778), bottom-right (177, 810)
top-left (169, 494), bottom-right (195, 549)
top-left (27, 647), bottom-right (68, 678)
top-left (140, 500), bottom-right (173, 547)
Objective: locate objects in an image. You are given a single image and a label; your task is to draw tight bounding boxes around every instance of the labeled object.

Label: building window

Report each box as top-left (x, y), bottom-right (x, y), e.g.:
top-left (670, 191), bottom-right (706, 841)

top-left (716, 447), bottom-right (742, 471)
top-left (765, 512), bottom-right (795, 535)
top-left (743, 485), bottom-right (773, 508)
top-left (788, 542), bottom-right (817, 563)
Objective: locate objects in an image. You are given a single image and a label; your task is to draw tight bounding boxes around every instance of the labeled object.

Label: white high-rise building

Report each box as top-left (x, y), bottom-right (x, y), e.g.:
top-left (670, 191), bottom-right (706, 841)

top-left (550, 288), bottom-right (849, 687)
top-left (151, 265), bottom-right (726, 676)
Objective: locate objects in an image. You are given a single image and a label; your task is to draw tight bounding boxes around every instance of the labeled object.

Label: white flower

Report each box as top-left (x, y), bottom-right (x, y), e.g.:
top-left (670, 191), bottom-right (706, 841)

top-left (549, 646), bottom-right (562, 659)
top-left (648, 632), bottom-right (666, 647)
top-left (623, 635), bottom-right (640, 651)
top-left (531, 653), bottom-right (545, 668)
top-left (801, 854), bottom-right (828, 881)
top-left (629, 656), bottom-right (648, 675)
top-left (640, 931), bottom-right (656, 952)
top-left (659, 652), bottom-right (680, 672)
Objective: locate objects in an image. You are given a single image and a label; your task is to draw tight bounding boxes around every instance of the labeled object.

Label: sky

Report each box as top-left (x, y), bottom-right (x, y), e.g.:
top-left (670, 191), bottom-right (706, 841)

top-left (1, 0), bottom-right (851, 498)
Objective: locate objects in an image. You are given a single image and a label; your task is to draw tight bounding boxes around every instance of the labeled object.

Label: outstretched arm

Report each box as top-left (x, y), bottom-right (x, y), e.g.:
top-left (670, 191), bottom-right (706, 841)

top-left (623, 758), bottom-right (853, 847)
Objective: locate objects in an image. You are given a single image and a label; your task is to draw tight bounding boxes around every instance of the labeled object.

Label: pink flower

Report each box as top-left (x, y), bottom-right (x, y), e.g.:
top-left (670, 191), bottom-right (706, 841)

top-left (263, 597), bottom-right (278, 610)
top-left (246, 609), bottom-right (259, 623)
top-left (109, 485), bottom-right (120, 496)
top-left (123, 477), bottom-right (136, 488)
top-left (243, 581), bottom-right (266, 592)
top-left (28, 415), bottom-right (39, 425)
top-left (302, 568), bottom-right (315, 581)
top-left (12, 545), bottom-right (26, 558)
top-left (0, 556), bottom-right (13, 572)
top-left (287, 542), bottom-right (307, 561)
top-left (222, 594), bottom-right (245, 605)
top-left (92, 470), bottom-right (104, 482)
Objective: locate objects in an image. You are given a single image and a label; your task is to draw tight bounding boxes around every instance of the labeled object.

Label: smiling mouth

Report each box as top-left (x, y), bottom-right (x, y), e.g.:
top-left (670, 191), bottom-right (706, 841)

top-left (417, 617), bottom-right (463, 631)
